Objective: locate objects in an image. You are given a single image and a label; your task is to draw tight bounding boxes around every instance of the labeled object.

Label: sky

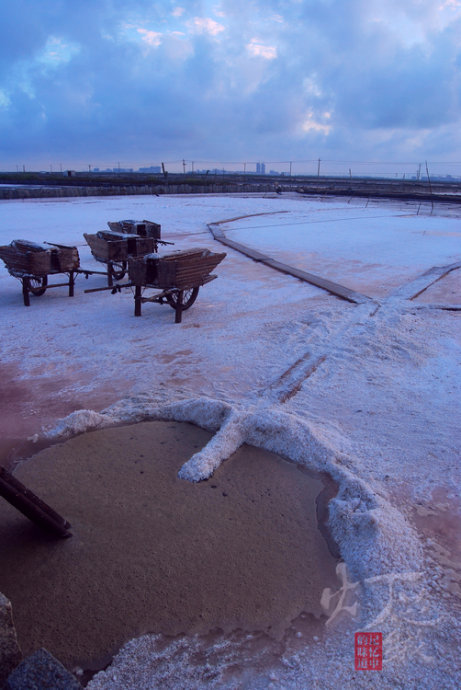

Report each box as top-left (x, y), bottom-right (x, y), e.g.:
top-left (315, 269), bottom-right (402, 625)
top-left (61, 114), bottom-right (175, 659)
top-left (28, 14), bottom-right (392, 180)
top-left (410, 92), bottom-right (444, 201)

top-left (0, 0), bottom-right (461, 175)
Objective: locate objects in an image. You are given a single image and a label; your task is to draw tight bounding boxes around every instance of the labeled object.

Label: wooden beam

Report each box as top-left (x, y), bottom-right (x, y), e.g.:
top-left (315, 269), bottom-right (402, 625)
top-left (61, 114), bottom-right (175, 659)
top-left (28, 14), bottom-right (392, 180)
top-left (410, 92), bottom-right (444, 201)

top-left (0, 467), bottom-right (72, 538)
top-left (208, 223), bottom-right (371, 305)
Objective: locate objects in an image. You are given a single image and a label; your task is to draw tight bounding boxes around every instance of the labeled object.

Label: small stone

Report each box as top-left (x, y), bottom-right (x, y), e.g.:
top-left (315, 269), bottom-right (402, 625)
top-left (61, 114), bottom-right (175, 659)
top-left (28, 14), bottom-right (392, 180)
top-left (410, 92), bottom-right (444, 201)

top-left (0, 592), bottom-right (22, 687)
top-left (6, 648), bottom-right (82, 689)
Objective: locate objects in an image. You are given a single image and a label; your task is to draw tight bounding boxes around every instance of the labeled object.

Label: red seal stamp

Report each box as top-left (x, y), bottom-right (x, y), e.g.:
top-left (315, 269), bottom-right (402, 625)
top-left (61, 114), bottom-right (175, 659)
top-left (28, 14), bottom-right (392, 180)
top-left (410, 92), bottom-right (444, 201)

top-left (355, 632), bottom-right (382, 670)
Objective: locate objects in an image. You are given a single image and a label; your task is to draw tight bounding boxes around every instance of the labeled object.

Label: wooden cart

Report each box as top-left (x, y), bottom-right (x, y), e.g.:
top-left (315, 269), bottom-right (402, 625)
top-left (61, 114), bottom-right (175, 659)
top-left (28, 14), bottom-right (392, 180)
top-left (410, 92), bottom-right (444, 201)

top-left (0, 239), bottom-right (80, 306)
top-left (84, 219), bottom-right (166, 286)
top-left (128, 248), bottom-right (227, 323)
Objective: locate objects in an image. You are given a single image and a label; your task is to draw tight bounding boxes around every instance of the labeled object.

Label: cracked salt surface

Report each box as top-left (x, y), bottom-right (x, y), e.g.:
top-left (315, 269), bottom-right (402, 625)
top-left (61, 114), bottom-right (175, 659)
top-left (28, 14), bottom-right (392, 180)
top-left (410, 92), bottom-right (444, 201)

top-left (1, 193), bottom-right (460, 687)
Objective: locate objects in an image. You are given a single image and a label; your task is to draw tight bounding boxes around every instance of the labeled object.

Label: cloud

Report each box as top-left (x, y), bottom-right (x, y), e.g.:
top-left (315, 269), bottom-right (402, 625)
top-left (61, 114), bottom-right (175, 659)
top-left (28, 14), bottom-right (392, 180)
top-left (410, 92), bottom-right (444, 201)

top-left (137, 28), bottom-right (162, 47)
top-left (0, 90), bottom-right (11, 109)
top-left (301, 111), bottom-right (332, 136)
top-left (38, 37), bottom-right (81, 67)
top-left (0, 0), bottom-right (460, 170)
top-left (190, 17), bottom-right (225, 36)
top-left (247, 39), bottom-right (277, 60)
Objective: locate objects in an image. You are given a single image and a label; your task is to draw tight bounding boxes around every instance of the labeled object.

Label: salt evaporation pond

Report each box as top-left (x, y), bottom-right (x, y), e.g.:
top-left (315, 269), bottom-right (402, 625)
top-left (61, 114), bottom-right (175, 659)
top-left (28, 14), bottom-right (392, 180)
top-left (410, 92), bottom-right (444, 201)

top-left (0, 420), bottom-right (340, 675)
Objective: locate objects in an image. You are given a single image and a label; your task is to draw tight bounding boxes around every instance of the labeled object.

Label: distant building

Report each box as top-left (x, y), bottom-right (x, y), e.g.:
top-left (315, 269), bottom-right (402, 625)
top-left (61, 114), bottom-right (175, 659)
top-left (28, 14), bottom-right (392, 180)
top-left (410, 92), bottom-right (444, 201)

top-left (256, 162), bottom-right (266, 174)
top-left (138, 166), bottom-right (161, 173)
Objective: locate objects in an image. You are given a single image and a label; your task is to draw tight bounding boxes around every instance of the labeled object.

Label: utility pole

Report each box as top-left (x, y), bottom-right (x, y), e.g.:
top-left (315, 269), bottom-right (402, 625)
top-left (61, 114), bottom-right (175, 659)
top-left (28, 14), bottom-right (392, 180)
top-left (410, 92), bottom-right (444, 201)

top-left (425, 161), bottom-right (434, 212)
top-left (425, 161), bottom-right (433, 193)
top-left (317, 158), bottom-right (321, 177)
top-left (182, 159), bottom-right (186, 174)
top-left (289, 161), bottom-right (292, 176)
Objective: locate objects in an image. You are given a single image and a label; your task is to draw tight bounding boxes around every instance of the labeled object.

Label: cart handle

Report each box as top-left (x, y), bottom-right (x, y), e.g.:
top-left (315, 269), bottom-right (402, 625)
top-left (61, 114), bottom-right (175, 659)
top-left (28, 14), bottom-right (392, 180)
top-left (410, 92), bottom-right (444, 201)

top-left (84, 283), bottom-right (133, 293)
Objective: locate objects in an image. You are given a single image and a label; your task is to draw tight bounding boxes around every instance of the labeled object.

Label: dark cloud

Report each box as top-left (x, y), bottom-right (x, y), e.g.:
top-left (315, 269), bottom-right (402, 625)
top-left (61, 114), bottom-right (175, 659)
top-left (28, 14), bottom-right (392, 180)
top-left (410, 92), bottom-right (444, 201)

top-left (0, 0), bottom-right (460, 170)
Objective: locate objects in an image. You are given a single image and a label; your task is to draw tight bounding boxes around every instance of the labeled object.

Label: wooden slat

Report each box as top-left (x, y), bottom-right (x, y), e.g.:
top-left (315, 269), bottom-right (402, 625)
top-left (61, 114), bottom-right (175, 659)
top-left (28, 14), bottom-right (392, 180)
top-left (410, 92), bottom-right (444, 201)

top-left (84, 233), bottom-right (127, 262)
top-left (0, 246), bottom-right (32, 272)
top-left (0, 245), bottom-right (52, 275)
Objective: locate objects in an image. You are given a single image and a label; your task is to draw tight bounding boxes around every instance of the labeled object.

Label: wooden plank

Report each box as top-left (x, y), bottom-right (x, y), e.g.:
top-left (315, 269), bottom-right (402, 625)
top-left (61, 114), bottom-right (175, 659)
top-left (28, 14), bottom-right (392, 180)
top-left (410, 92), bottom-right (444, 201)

top-left (414, 303), bottom-right (461, 311)
top-left (263, 258), bottom-right (370, 304)
top-left (84, 233), bottom-right (127, 262)
top-left (57, 247), bottom-right (79, 272)
top-left (128, 257), bottom-right (149, 284)
top-left (155, 250), bottom-right (226, 289)
top-left (160, 248), bottom-right (210, 262)
top-left (134, 285), bottom-right (142, 316)
top-left (0, 245), bottom-right (52, 275)
top-left (175, 291), bottom-right (183, 323)
top-left (22, 278), bottom-right (30, 307)
top-left (0, 246), bottom-right (32, 273)
top-left (217, 239), bottom-right (267, 261)
top-left (0, 467), bottom-right (72, 538)
top-left (209, 224), bottom-right (226, 240)
top-left (175, 259), bottom-right (225, 275)
top-left (44, 243), bottom-right (80, 271)
top-left (391, 261), bottom-right (461, 301)
top-left (84, 283), bottom-right (132, 294)
top-left (108, 220), bottom-right (161, 239)
top-left (207, 223), bottom-right (371, 304)
top-left (127, 236), bottom-right (155, 256)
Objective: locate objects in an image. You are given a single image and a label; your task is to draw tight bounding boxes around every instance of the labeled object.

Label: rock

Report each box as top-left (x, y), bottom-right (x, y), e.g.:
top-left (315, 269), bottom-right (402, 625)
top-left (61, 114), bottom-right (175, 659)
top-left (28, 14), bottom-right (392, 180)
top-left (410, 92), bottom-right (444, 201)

top-left (0, 592), bottom-right (22, 687)
top-left (5, 648), bottom-right (82, 690)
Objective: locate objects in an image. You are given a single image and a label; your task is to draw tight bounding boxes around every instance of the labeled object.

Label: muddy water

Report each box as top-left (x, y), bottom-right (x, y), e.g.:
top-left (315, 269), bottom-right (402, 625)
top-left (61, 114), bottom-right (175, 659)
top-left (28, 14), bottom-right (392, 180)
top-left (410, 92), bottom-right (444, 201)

top-left (0, 420), bottom-right (340, 673)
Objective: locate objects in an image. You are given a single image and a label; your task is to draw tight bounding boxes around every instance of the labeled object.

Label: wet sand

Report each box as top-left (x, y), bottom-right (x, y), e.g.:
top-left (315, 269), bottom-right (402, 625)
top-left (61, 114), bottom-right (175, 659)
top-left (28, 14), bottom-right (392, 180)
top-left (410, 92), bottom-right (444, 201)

top-left (0, 420), bottom-right (339, 672)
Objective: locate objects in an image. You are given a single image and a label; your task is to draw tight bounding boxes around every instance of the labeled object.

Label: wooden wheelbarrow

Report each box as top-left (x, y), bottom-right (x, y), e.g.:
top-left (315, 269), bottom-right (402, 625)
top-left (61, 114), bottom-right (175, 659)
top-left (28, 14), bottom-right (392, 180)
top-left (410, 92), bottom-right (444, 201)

top-left (0, 240), bottom-right (81, 307)
top-left (85, 247), bottom-right (227, 323)
top-left (84, 219), bottom-right (172, 286)
top-left (128, 248), bottom-right (227, 323)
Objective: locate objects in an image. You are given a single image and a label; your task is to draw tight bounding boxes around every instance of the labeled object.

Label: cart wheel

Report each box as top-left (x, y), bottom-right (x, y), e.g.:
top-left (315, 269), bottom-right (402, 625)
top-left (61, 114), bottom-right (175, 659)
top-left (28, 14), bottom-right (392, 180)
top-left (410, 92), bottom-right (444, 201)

top-left (28, 275), bottom-right (48, 296)
top-left (109, 261), bottom-right (127, 281)
top-left (166, 287), bottom-right (199, 311)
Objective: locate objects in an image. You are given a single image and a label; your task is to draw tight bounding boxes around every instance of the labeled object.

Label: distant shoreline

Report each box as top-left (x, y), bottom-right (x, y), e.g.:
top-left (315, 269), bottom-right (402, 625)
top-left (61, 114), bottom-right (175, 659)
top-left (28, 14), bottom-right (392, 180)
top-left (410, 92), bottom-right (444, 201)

top-left (0, 172), bottom-right (460, 203)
